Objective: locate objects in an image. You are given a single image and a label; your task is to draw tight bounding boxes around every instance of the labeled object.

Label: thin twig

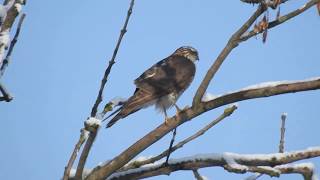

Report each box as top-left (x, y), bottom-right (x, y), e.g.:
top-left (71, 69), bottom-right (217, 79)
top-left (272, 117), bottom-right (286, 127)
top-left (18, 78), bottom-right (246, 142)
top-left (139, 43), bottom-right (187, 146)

top-left (63, 129), bottom-right (88, 180)
top-left (121, 105), bottom-right (237, 171)
top-left (90, 0), bottom-right (135, 117)
top-left (192, 170), bottom-right (204, 180)
top-left (247, 112), bottom-right (288, 180)
top-left (279, 113), bottom-right (287, 153)
top-left (73, 0), bottom-right (136, 179)
top-left (164, 127), bottom-right (177, 166)
top-left (192, 4), bottom-right (267, 106)
top-left (240, 0), bottom-right (320, 42)
top-left (0, 13), bottom-right (26, 78)
top-left (0, 81), bottom-right (12, 101)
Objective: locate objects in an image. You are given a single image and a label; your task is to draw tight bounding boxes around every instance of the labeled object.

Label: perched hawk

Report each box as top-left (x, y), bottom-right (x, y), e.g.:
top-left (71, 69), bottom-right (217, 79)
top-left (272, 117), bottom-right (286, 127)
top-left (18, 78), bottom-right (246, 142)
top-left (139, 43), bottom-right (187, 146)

top-left (106, 46), bottom-right (199, 128)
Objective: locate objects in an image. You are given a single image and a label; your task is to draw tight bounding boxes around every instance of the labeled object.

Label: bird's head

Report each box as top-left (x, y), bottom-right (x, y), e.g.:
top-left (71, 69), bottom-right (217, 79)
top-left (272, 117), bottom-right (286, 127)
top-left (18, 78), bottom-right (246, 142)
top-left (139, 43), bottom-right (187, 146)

top-left (173, 46), bottom-right (199, 63)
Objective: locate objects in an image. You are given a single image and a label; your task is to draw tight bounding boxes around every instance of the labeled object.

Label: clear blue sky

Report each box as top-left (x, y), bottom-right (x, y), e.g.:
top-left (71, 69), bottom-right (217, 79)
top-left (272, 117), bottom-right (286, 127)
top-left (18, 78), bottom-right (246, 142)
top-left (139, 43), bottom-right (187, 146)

top-left (1, 0), bottom-right (319, 180)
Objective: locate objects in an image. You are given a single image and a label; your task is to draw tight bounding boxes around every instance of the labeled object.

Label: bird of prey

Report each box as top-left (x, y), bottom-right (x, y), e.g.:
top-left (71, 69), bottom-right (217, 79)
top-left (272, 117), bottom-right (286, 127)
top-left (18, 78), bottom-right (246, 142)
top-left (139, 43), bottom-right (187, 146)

top-left (106, 46), bottom-right (199, 128)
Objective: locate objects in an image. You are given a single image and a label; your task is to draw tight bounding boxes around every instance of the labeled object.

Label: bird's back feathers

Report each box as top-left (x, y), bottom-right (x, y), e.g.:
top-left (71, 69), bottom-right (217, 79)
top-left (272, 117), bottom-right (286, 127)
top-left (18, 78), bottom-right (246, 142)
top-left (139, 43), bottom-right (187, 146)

top-left (107, 51), bottom-right (196, 127)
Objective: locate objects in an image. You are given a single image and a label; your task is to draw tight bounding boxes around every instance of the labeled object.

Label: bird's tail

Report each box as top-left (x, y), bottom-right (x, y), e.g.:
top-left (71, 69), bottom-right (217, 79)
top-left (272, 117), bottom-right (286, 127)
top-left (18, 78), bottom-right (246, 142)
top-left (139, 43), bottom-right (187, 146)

top-left (106, 113), bottom-right (123, 128)
top-left (106, 88), bottom-right (158, 128)
top-left (106, 106), bottom-right (141, 128)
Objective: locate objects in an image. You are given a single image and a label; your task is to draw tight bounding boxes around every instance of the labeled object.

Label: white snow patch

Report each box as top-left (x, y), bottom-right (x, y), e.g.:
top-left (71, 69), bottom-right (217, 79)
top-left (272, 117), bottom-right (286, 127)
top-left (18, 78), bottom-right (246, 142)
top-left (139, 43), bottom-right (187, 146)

top-left (228, 103), bottom-right (239, 108)
top-left (83, 130), bottom-right (89, 139)
top-left (69, 168), bottom-right (92, 178)
top-left (107, 161), bottom-right (163, 180)
top-left (202, 92), bottom-right (218, 102)
top-left (0, 31), bottom-right (10, 65)
top-left (277, 162), bottom-right (315, 170)
top-left (86, 117), bottom-right (101, 126)
top-left (0, 5), bottom-right (7, 20)
top-left (14, 3), bottom-right (22, 12)
top-left (201, 175), bottom-right (209, 180)
top-left (133, 155), bottom-right (154, 162)
top-left (223, 152), bottom-right (248, 171)
top-left (240, 77), bottom-right (320, 91)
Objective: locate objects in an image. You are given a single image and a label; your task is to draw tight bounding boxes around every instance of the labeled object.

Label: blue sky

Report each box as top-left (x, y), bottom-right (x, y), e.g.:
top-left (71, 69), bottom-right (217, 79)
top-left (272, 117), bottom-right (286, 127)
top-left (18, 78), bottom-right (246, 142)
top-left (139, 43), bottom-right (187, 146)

top-left (0, 0), bottom-right (319, 180)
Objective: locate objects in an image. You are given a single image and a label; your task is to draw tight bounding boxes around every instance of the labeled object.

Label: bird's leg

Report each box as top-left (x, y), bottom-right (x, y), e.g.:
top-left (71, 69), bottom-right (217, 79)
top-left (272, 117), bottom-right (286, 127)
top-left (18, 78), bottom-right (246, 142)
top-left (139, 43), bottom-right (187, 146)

top-left (174, 103), bottom-right (182, 117)
top-left (163, 107), bottom-right (169, 125)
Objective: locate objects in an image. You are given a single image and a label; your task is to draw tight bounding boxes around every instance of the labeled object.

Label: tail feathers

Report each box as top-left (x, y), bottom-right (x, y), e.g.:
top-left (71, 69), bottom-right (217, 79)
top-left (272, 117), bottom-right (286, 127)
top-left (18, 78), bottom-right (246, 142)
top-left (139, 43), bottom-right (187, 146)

top-left (106, 114), bottom-right (123, 128)
top-left (103, 106), bottom-right (123, 122)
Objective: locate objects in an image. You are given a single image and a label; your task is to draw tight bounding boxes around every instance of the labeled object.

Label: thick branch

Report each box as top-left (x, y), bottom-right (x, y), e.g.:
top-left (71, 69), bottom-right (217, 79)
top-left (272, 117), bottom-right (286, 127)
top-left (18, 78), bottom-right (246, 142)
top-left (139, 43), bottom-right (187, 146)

top-left (121, 105), bottom-right (237, 171)
top-left (192, 170), bottom-right (204, 180)
top-left (202, 78), bottom-right (320, 111)
top-left (108, 147), bottom-right (320, 180)
top-left (192, 4), bottom-right (266, 106)
top-left (240, 0), bottom-right (320, 42)
top-left (85, 77), bottom-right (320, 180)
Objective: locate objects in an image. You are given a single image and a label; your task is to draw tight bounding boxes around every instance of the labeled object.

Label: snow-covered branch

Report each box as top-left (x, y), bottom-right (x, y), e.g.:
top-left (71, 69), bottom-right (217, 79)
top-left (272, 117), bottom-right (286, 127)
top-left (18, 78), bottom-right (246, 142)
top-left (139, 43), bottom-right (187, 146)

top-left (202, 77), bottom-right (320, 111)
top-left (108, 147), bottom-right (320, 180)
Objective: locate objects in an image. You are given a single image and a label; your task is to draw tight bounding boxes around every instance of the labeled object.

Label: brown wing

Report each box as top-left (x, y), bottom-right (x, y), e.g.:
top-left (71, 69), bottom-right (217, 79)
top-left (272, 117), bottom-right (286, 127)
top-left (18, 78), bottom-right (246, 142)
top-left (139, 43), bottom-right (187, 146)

top-left (106, 88), bottom-right (162, 127)
top-left (135, 55), bottom-right (195, 94)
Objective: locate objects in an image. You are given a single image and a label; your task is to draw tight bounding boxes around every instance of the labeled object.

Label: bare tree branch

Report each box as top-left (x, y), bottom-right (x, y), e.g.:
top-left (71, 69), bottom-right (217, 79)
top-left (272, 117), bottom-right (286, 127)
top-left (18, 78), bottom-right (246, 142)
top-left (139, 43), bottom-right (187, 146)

top-left (121, 105), bottom-right (237, 171)
top-left (240, 0), bottom-right (320, 42)
top-left (164, 127), bottom-right (177, 165)
top-left (90, 0), bottom-right (135, 117)
top-left (63, 129), bottom-right (88, 180)
top-left (0, 13), bottom-right (26, 77)
top-left (75, 126), bottom-right (99, 179)
top-left (192, 170), bottom-right (204, 180)
top-left (71, 0), bottom-right (136, 179)
top-left (85, 77), bottom-right (320, 180)
top-left (192, 0), bottom-right (316, 106)
top-left (192, 4), bottom-right (267, 106)
top-left (107, 147), bottom-right (320, 180)
top-left (247, 111), bottom-right (289, 180)
top-left (279, 113), bottom-right (287, 153)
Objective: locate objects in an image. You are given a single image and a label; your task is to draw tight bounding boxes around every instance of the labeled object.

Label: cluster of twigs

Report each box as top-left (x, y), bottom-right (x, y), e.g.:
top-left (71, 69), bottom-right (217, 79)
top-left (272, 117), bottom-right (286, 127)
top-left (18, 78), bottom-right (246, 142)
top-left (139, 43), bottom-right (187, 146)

top-left (63, 0), bottom-right (320, 179)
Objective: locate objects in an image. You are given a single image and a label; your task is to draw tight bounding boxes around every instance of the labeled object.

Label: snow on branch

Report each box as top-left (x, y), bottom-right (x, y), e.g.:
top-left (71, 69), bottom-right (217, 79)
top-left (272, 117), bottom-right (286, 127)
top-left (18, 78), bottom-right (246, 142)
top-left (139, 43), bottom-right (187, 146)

top-left (203, 77), bottom-right (320, 110)
top-left (108, 147), bottom-right (320, 180)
